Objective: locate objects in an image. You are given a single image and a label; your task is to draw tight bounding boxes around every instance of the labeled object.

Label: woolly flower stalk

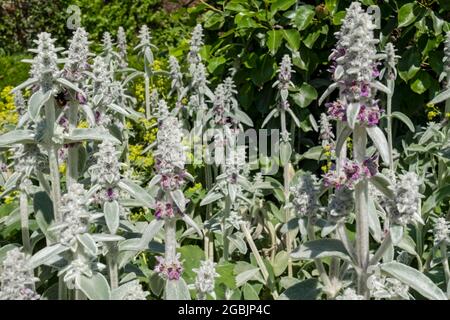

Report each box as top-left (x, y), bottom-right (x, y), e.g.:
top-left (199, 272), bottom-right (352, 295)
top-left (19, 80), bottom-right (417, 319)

top-left (383, 42), bottom-right (398, 80)
top-left (138, 25), bottom-right (152, 47)
top-left (188, 24), bottom-right (204, 65)
top-left (0, 248), bottom-right (40, 300)
top-left (63, 27), bottom-right (90, 82)
top-left (169, 55), bottom-right (183, 91)
top-left (122, 280), bottom-right (149, 300)
top-left (277, 54), bottom-right (294, 91)
top-left (367, 272), bottom-right (410, 300)
top-left (29, 32), bottom-right (59, 92)
top-left (336, 288), bottom-right (364, 300)
top-left (327, 2), bottom-right (381, 127)
top-left (14, 90), bottom-right (26, 116)
top-left (90, 56), bottom-right (112, 98)
top-left (386, 172), bottom-right (423, 226)
top-left (319, 113), bottom-right (335, 148)
top-left (323, 156), bottom-right (378, 190)
top-left (327, 187), bottom-right (354, 222)
top-left (433, 217), bottom-right (450, 245)
top-left (102, 31), bottom-right (114, 53)
top-left (154, 114), bottom-right (186, 178)
top-left (90, 140), bottom-right (121, 203)
top-left (193, 260), bottom-right (219, 299)
top-left (57, 183), bottom-right (90, 249)
top-left (290, 173), bottom-right (320, 217)
top-left (117, 26), bottom-right (128, 68)
top-left (191, 62), bottom-right (209, 94)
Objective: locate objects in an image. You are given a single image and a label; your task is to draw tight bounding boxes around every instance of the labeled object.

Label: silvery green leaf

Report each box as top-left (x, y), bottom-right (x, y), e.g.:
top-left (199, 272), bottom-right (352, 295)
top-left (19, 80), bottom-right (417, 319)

top-left (118, 179), bottom-right (154, 208)
top-left (165, 278), bottom-right (191, 300)
top-left (11, 78), bottom-right (38, 93)
top-left (80, 104), bottom-right (96, 126)
top-left (148, 174), bottom-right (162, 187)
top-left (228, 184), bottom-right (237, 202)
top-left (139, 219), bottom-right (165, 249)
top-left (200, 190), bottom-right (224, 206)
top-left (382, 241), bottom-right (394, 263)
top-left (104, 200), bottom-right (120, 234)
top-left (232, 109), bottom-right (254, 127)
top-left (391, 111), bottom-right (415, 133)
top-left (77, 233), bottom-right (98, 256)
top-left (108, 103), bottom-right (131, 117)
top-left (335, 125), bottom-right (352, 158)
top-left (170, 189), bottom-right (185, 212)
top-left (291, 239), bottom-right (351, 262)
top-left (280, 141), bottom-right (292, 166)
top-left (398, 235), bottom-right (417, 256)
top-left (334, 65), bottom-right (344, 80)
top-left (370, 173), bottom-right (394, 199)
top-left (309, 113), bottom-right (318, 132)
top-left (181, 214), bottom-right (202, 237)
top-left (261, 108), bottom-right (278, 128)
top-left (228, 233), bottom-right (247, 255)
top-left (428, 88), bottom-right (450, 105)
top-left (368, 198), bottom-right (382, 243)
top-left (92, 234), bottom-right (125, 242)
top-left (76, 272), bottom-right (111, 300)
top-left (273, 251), bottom-right (289, 277)
top-left (318, 82), bottom-right (338, 105)
top-left (93, 94), bottom-right (103, 106)
top-left (236, 268), bottom-right (261, 287)
top-left (0, 130), bottom-right (34, 147)
top-left (56, 78), bottom-right (85, 96)
top-left (370, 81), bottom-right (391, 95)
top-left (366, 126), bottom-right (390, 165)
top-left (390, 224), bottom-right (404, 245)
top-left (66, 128), bottom-right (120, 144)
top-left (277, 278), bottom-right (321, 300)
top-left (34, 191), bottom-right (56, 242)
top-left (29, 243), bottom-right (69, 269)
top-left (346, 103), bottom-right (360, 129)
top-left (287, 108), bottom-right (301, 128)
top-left (119, 238), bottom-right (142, 252)
top-left (320, 221), bottom-right (338, 237)
top-left (144, 47), bottom-right (154, 66)
top-left (380, 262), bottom-right (447, 300)
top-left (28, 90), bottom-right (52, 120)
top-left (123, 70), bottom-right (143, 85)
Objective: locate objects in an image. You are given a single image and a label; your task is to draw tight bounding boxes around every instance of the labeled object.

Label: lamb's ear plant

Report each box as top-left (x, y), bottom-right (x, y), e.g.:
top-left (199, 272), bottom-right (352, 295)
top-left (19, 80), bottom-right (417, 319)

top-left (429, 32), bottom-right (450, 114)
top-left (152, 100), bottom-right (199, 300)
top-left (0, 247), bottom-right (40, 300)
top-left (116, 26), bottom-right (128, 69)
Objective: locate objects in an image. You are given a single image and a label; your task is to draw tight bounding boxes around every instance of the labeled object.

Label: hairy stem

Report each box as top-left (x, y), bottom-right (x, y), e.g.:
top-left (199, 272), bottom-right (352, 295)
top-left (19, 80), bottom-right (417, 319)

top-left (222, 196), bottom-right (231, 261)
top-left (280, 109), bottom-right (293, 277)
top-left (107, 242), bottom-right (119, 289)
top-left (353, 124), bottom-right (369, 297)
top-left (241, 222), bottom-right (279, 299)
top-left (440, 242), bottom-right (450, 284)
top-left (386, 78), bottom-right (394, 171)
top-left (67, 101), bottom-right (79, 187)
top-left (19, 191), bottom-right (31, 253)
top-left (144, 74), bottom-right (150, 119)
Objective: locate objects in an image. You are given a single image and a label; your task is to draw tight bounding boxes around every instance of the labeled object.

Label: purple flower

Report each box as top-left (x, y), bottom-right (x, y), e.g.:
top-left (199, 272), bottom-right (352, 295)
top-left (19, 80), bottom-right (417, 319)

top-left (76, 92), bottom-right (87, 104)
top-left (326, 100), bottom-right (346, 121)
top-left (154, 255), bottom-right (183, 280)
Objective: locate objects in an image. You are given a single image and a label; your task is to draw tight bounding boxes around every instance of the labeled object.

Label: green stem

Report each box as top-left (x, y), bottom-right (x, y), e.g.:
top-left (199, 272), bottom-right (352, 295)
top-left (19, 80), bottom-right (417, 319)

top-left (241, 222), bottom-right (279, 299)
top-left (144, 74), bottom-right (150, 119)
top-left (353, 124), bottom-right (369, 297)
top-left (307, 218), bottom-right (333, 295)
top-left (280, 109), bottom-right (293, 277)
top-left (369, 232), bottom-right (392, 266)
top-left (19, 190), bottom-right (31, 253)
top-left (386, 78), bottom-right (394, 171)
top-left (440, 243), bottom-right (450, 284)
top-left (222, 196), bottom-right (231, 261)
top-left (44, 98), bottom-right (61, 223)
top-left (67, 101), bottom-right (79, 187)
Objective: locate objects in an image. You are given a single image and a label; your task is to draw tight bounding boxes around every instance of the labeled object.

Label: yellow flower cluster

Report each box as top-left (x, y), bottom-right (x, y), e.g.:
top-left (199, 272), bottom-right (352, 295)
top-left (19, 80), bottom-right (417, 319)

top-left (425, 103), bottom-right (440, 120)
top-left (0, 86), bottom-right (18, 133)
